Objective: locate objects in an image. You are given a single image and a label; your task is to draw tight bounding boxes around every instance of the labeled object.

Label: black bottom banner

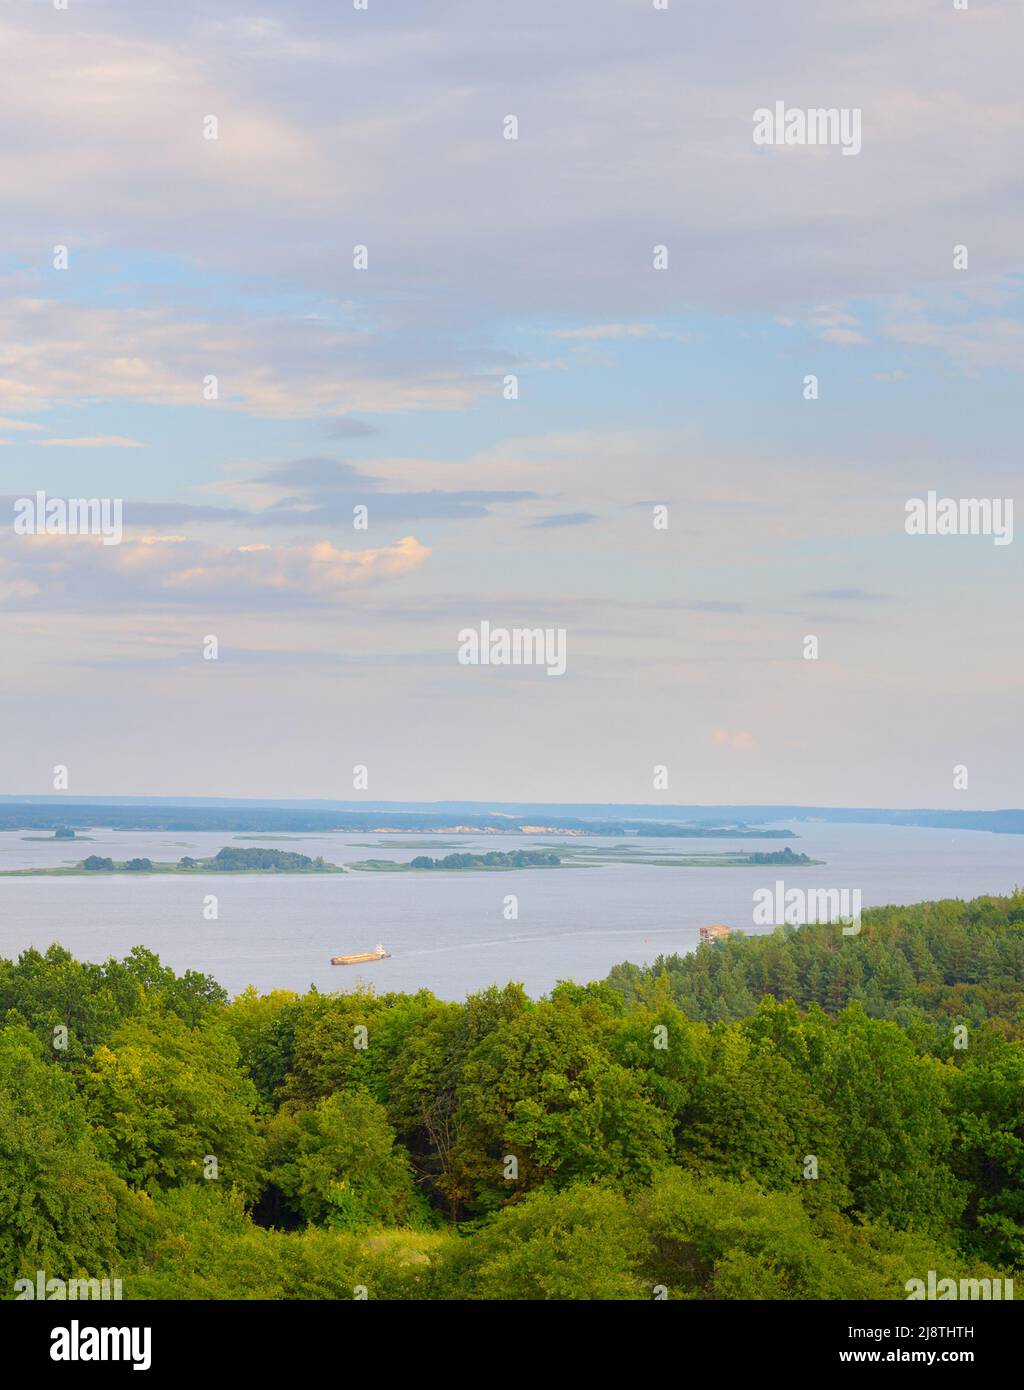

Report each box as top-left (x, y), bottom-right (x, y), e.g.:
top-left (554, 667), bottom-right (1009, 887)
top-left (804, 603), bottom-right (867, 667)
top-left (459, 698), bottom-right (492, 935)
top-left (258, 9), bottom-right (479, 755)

top-left (3, 1298), bottom-right (1013, 1376)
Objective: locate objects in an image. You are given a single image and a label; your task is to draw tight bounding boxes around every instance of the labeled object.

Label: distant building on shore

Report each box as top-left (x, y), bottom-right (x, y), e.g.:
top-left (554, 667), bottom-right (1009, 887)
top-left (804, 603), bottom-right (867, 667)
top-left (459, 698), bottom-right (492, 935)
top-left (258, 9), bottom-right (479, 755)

top-left (699, 924), bottom-right (731, 944)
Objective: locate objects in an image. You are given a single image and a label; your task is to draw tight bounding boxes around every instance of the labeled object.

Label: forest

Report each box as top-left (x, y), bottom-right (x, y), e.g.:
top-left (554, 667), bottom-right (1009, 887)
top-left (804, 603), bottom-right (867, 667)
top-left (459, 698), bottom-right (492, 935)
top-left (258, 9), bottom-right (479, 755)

top-left (1, 890), bottom-right (1022, 1300)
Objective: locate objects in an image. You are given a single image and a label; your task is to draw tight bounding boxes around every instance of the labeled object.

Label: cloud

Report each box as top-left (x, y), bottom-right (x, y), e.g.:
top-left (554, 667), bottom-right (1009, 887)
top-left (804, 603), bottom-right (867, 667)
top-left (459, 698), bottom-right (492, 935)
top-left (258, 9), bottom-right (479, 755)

top-left (802, 588), bottom-right (891, 602)
top-left (67, 645), bottom-right (453, 672)
top-left (527, 512), bottom-right (597, 528)
top-left (167, 535), bottom-right (430, 596)
top-left (201, 457), bottom-right (541, 525)
top-left (395, 429), bottom-right (901, 549)
top-left (0, 299), bottom-right (482, 420)
top-left (547, 324), bottom-right (690, 343)
top-left (883, 312), bottom-right (1024, 374)
top-left (811, 308), bottom-right (860, 328)
top-left (0, 3), bottom-right (1019, 806)
top-left (0, 21), bottom-right (331, 222)
top-left (0, 417), bottom-right (47, 432)
top-left (32, 436), bottom-right (144, 448)
top-left (0, 532), bottom-right (430, 610)
top-left (0, 495), bottom-right (247, 531)
top-left (687, 600), bottom-right (745, 614)
top-left (712, 730), bottom-right (758, 752)
top-left (112, 501), bottom-right (248, 527)
top-left (810, 306), bottom-right (869, 346)
top-left (324, 419), bottom-right (380, 439)
top-left (0, 578), bottom-right (39, 601)
top-left (818, 327), bottom-right (869, 346)
top-left (257, 458), bottom-right (377, 492)
top-left (0, 459), bottom-right (537, 535)
top-left (3, 3), bottom-right (1023, 323)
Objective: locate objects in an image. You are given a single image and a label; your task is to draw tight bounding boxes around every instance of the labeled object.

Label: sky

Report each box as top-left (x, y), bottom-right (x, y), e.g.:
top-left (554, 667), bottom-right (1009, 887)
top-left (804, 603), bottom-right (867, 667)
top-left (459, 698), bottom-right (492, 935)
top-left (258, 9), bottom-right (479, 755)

top-left (0, 0), bottom-right (1021, 806)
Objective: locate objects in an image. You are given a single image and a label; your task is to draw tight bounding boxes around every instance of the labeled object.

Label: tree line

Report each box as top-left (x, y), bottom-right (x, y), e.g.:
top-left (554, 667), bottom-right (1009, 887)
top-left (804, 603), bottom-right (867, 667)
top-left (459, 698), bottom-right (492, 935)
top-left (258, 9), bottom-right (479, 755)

top-left (408, 851), bottom-right (560, 870)
top-left (1, 891), bottom-right (1022, 1298)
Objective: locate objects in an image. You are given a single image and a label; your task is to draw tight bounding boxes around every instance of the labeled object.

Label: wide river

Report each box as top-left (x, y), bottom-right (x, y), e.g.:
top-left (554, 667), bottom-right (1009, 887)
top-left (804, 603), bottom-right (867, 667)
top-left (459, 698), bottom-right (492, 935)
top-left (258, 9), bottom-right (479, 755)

top-left (0, 822), bottom-right (1020, 1000)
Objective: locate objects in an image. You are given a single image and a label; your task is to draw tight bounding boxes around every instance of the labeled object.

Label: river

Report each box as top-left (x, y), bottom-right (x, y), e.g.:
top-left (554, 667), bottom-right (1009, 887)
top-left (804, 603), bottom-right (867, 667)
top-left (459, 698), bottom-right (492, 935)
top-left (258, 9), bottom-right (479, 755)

top-left (0, 822), bottom-right (1020, 999)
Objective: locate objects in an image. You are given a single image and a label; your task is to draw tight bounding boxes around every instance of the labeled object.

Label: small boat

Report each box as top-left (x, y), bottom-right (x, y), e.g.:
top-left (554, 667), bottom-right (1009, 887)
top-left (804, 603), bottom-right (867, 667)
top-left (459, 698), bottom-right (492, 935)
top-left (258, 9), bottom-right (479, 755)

top-left (331, 943), bottom-right (391, 966)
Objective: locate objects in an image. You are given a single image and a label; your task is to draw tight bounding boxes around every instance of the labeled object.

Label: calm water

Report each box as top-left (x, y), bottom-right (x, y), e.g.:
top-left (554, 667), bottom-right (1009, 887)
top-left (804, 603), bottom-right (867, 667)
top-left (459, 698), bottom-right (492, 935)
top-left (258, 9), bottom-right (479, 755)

top-left (0, 823), bottom-right (1021, 1000)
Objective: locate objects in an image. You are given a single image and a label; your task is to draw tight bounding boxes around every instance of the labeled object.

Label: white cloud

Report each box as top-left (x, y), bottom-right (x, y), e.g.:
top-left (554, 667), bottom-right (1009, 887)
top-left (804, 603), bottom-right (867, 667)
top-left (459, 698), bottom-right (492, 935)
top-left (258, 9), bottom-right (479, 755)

top-left (884, 313), bottom-right (1024, 374)
top-left (547, 324), bottom-right (690, 342)
top-left (2, 4), bottom-right (1023, 317)
top-left (818, 327), bottom-right (869, 346)
top-left (0, 417), bottom-right (47, 432)
top-left (32, 436), bottom-right (144, 448)
top-left (0, 299), bottom-right (480, 419)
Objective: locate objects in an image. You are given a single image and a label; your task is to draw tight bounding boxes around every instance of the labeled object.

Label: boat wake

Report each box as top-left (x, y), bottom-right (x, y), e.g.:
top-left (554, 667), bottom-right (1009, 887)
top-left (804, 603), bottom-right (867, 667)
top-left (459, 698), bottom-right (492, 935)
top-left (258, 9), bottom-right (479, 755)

top-left (398, 924), bottom-right (704, 959)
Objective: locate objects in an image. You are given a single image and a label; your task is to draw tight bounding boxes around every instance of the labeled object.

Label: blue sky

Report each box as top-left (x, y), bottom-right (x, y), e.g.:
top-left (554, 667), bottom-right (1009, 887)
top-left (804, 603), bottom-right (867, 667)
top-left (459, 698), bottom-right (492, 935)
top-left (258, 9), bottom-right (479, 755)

top-left (0, 0), bottom-right (1021, 804)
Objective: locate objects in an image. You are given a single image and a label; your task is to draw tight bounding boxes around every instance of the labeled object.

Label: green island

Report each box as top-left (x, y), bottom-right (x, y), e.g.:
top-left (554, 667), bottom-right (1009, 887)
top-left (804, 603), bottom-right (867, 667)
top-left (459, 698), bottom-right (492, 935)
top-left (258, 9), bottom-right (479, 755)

top-left (0, 846), bottom-right (345, 876)
top-left (350, 850), bottom-right (562, 872)
top-left (1, 890), bottom-right (1022, 1300)
top-left (555, 844), bottom-right (820, 869)
top-left (21, 830), bottom-right (94, 842)
top-left (348, 845), bottom-right (820, 872)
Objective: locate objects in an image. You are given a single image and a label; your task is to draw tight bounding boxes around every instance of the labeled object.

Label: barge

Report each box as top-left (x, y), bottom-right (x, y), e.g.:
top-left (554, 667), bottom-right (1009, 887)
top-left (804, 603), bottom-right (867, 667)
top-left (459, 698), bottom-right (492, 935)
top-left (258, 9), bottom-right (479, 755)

top-left (331, 943), bottom-right (391, 966)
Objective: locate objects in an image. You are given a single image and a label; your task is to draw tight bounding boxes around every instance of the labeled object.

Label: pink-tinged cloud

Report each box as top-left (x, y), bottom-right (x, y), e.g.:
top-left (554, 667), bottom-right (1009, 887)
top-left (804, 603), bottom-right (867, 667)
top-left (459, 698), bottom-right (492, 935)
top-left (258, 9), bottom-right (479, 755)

top-left (0, 533), bottom-right (430, 610)
top-left (162, 535), bottom-right (430, 594)
top-left (712, 729), bottom-right (758, 752)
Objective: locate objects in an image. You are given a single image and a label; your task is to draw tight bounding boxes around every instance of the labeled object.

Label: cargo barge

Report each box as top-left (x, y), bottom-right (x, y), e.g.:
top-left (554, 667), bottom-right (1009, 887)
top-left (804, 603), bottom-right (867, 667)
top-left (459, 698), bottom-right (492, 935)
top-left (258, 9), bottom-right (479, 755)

top-left (331, 943), bottom-right (391, 966)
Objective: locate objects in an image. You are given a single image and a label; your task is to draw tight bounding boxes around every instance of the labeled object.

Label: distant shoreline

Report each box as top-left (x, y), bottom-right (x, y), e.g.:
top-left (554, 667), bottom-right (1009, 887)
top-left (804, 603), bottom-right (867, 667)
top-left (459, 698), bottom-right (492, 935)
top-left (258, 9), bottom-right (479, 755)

top-left (0, 797), bottom-right (1021, 837)
top-left (349, 848), bottom-right (822, 873)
